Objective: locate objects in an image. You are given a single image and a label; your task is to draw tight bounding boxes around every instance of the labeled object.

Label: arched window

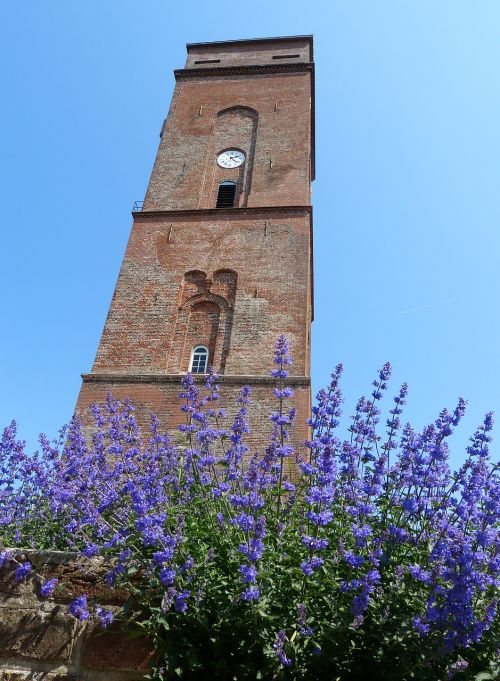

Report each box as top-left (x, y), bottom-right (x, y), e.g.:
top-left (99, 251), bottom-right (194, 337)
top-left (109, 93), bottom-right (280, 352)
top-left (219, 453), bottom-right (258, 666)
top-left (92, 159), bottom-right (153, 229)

top-left (216, 181), bottom-right (237, 208)
top-left (190, 346), bottom-right (209, 373)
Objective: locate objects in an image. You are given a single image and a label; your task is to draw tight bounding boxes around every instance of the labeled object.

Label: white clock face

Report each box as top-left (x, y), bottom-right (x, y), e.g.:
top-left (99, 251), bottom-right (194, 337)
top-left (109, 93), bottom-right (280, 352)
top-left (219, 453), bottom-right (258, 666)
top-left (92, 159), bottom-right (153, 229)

top-left (217, 149), bottom-right (246, 169)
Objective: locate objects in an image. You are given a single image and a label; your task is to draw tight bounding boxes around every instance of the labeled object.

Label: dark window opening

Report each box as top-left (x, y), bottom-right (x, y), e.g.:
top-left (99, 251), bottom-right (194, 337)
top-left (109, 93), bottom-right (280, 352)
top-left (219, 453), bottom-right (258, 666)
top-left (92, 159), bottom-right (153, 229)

top-left (272, 54), bottom-right (300, 60)
top-left (194, 59), bottom-right (221, 64)
top-left (216, 181), bottom-right (237, 208)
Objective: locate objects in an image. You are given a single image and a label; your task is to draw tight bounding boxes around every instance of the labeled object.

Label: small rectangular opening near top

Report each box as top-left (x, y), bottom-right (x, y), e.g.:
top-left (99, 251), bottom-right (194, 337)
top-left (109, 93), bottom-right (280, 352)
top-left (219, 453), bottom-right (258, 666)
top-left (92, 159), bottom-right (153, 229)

top-left (272, 54), bottom-right (300, 60)
top-left (216, 181), bottom-right (237, 208)
top-left (194, 59), bottom-right (221, 64)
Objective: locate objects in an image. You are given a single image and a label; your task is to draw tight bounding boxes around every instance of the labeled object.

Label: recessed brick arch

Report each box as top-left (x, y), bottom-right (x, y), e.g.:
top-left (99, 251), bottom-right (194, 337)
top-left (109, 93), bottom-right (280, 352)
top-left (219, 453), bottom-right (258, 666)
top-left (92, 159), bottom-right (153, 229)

top-left (207, 106), bottom-right (259, 207)
top-left (167, 269), bottom-right (237, 374)
top-left (180, 270), bottom-right (209, 306)
top-left (181, 299), bottom-right (221, 371)
top-left (180, 291), bottom-right (231, 312)
top-left (216, 105), bottom-right (258, 119)
top-left (212, 268), bottom-right (238, 305)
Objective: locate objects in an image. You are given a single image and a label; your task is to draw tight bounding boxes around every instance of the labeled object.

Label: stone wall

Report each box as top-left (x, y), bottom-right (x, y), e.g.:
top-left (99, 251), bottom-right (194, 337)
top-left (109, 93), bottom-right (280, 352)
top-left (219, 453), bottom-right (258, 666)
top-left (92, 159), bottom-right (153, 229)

top-left (0, 551), bottom-right (154, 680)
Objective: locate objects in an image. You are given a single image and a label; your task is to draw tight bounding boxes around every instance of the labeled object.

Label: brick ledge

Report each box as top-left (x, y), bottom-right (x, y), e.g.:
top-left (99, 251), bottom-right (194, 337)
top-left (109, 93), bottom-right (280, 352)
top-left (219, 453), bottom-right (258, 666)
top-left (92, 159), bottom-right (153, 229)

top-left (82, 373), bottom-right (311, 387)
top-left (132, 205), bottom-right (312, 219)
top-left (174, 62), bottom-right (313, 80)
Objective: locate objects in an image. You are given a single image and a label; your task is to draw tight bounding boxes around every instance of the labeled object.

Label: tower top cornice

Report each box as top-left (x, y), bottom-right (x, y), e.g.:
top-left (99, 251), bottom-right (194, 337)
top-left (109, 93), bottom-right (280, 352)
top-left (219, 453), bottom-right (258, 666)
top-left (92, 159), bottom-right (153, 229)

top-left (186, 35), bottom-right (314, 61)
top-left (183, 35), bottom-right (313, 69)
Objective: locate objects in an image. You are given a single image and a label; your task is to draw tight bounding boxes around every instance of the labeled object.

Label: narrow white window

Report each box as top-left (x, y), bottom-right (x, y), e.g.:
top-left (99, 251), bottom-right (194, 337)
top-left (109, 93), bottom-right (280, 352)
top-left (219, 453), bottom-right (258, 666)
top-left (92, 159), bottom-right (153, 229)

top-left (190, 346), bottom-right (209, 373)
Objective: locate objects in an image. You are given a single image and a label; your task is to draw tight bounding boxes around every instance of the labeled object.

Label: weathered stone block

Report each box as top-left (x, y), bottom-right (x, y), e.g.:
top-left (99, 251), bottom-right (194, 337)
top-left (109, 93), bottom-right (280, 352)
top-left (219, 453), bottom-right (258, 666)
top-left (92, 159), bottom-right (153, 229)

top-left (80, 624), bottom-right (155, 670)
top-left (0, 672), bottom-right (29, 681)
top-left (0, 607), bottom-right (75, 661)
top-left (0, 557), bottom-right (27, 597)
top-left (0, 674), bottom-right (76, 681)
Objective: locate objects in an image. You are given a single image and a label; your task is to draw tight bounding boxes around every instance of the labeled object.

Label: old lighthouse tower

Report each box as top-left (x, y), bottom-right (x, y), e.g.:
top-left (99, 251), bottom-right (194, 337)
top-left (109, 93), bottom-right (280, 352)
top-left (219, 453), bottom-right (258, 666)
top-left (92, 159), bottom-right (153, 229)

top-left (76, 36), bottom-right (315, 444)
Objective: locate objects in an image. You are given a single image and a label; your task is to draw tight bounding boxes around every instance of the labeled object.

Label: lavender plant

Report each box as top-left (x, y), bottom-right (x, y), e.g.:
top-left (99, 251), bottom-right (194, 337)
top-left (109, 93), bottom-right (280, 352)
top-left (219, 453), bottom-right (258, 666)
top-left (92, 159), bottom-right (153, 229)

top-left (0, 337), bottom-right (498, 680)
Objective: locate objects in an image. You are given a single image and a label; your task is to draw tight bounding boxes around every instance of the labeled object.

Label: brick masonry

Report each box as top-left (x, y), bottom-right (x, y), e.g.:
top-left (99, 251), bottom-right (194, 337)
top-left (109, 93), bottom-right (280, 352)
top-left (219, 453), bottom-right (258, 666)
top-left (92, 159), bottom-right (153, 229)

top-left (75, 35), bottom-right (315, 443)
top-left (77, 376), bottom-right (312, 453)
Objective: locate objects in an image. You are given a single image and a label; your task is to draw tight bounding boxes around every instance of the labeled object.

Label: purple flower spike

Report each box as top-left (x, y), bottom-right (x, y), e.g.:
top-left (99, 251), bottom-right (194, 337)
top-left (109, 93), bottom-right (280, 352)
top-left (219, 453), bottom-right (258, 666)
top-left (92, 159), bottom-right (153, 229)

top-left (271, 335), bottom-right (292, 378)
top-left (69, 594), bottom-right (90, 621)
top-left (174, 590), bottom-right (190, 613)
top-left (0, 550), bottom-right (13, 568)
top-left (15, 561), bottom-right (31, 581)
top-left (273, 630), bottom-right (293, 667)
top-left (240, 563), bottom-right (257, 584)
top-left (159, 567), bottom-right (176, 586)
top-left (241, 586), bottom-right (260, 601)
top-left (96, 605), bottom-right (114, 628)
top-left (40, 578), bottom-right (58, 597)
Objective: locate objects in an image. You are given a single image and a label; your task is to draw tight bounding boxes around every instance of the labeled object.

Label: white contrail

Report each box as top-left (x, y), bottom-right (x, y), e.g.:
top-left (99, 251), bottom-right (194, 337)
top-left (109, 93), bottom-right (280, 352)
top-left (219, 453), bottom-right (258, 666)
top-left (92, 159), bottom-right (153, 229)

top-left (395, 298), bottom-right (458, 317)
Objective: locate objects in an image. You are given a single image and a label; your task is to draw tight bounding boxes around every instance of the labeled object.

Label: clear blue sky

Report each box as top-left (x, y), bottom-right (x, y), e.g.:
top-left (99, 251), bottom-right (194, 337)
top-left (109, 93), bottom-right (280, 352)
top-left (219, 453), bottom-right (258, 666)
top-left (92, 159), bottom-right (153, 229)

top-left (1, 2), bottom-right (499, 468)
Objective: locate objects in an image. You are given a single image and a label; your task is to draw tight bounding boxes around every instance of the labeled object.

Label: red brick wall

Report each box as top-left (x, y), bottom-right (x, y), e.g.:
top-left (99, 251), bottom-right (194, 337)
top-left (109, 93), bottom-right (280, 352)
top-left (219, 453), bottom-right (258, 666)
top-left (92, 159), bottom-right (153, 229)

top-left (88, 209), bottom-right (311, 376)
top-left (144, 71), bottom-right (312, 210)
top-left (77, 376), bottom-right (311, 454)
top-left (75, 35), bottom-right (314, 455)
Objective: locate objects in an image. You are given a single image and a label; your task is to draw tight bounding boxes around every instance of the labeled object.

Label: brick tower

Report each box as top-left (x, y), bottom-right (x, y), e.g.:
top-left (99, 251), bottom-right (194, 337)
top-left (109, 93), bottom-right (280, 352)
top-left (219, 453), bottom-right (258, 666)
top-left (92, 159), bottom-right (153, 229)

top-left (76, 36), bottom-right (315, 446)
